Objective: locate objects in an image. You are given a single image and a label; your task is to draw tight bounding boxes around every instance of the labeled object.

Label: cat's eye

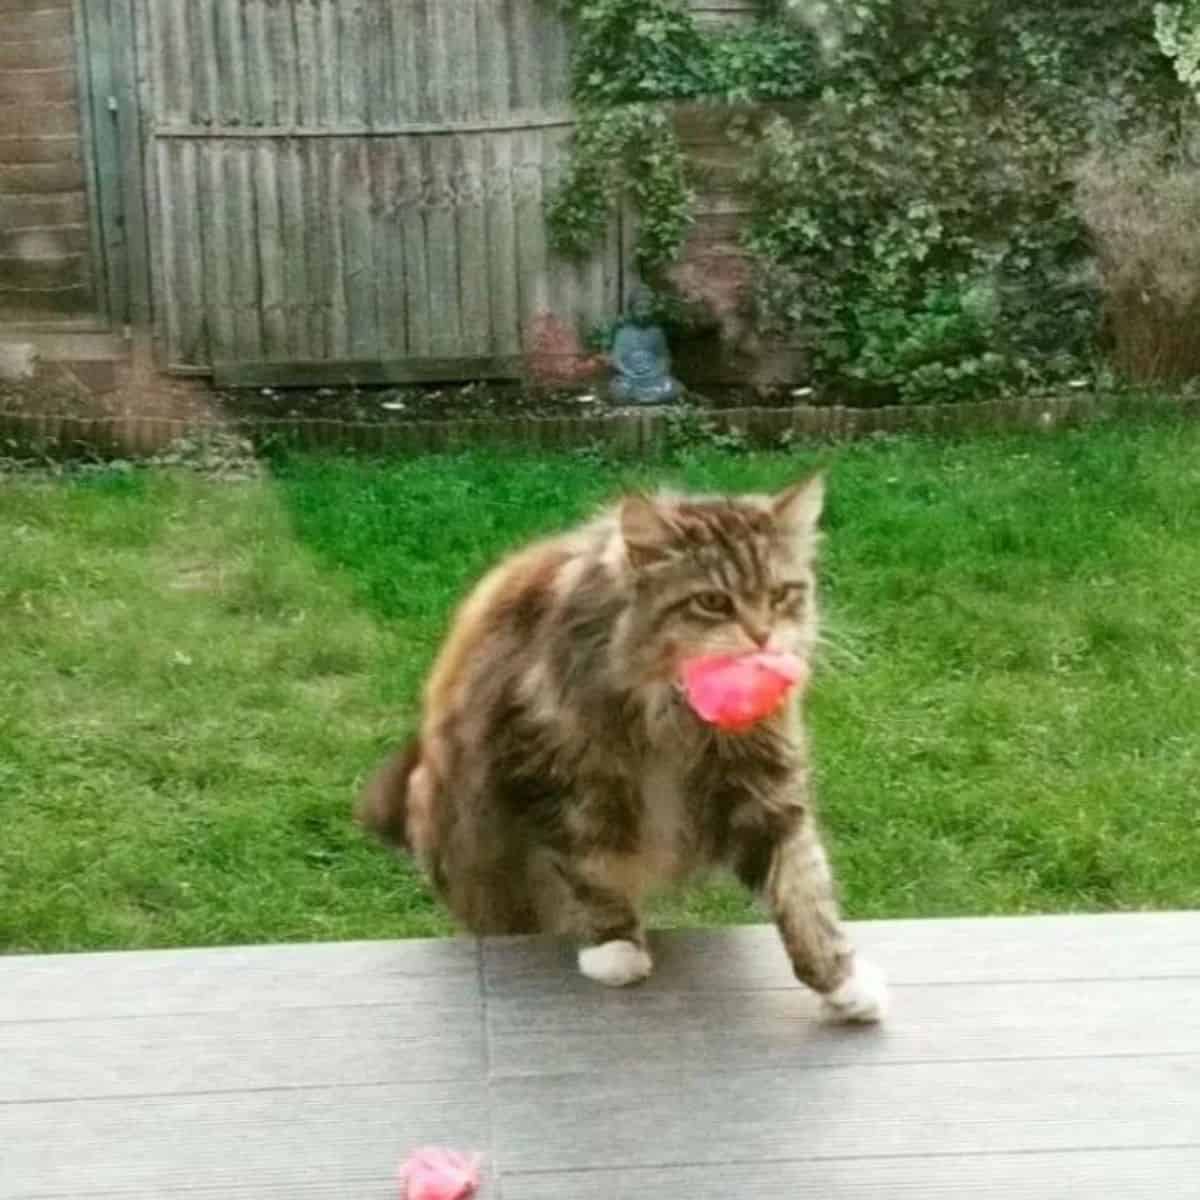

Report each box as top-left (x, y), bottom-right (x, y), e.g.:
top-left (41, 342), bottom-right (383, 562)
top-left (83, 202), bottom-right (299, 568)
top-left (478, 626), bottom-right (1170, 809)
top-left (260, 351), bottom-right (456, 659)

top-left (692, 590), bottom-right (733, 616)
top-left (771, 583), bottom-right (806, 607)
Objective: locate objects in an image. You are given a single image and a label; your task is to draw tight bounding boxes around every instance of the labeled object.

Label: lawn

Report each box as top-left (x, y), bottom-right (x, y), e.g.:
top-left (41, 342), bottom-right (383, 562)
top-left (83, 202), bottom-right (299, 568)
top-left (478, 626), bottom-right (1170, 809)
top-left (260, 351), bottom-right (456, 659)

top-left (2, 420), bottom-right (1198, 953)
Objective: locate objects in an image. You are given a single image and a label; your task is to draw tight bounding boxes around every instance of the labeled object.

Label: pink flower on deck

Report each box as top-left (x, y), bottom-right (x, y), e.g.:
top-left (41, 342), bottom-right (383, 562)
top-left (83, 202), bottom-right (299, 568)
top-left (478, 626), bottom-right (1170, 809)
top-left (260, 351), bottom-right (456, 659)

top-left (681, 651), bottom-right (808, 732)
top-left (398, 1147), bottom-right (482, 1200)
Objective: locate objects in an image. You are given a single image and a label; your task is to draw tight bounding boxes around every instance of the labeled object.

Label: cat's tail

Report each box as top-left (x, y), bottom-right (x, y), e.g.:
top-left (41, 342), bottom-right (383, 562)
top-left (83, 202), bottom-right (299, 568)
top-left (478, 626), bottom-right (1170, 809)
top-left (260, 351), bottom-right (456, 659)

top-left (355, 738), bottom-right (425, 854)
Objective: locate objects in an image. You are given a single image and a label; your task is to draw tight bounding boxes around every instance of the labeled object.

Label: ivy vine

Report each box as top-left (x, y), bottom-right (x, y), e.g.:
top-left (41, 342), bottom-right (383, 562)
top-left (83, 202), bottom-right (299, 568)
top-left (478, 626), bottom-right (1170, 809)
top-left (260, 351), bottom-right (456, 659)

top-left (547, 0), bottom-right (818, 276)
top-left (546, 103), bottom-right (693, 275)
top-left (548, 0), bottom-right (1187, 403)
top-left (1156, 2), bottom-right (1200, 100)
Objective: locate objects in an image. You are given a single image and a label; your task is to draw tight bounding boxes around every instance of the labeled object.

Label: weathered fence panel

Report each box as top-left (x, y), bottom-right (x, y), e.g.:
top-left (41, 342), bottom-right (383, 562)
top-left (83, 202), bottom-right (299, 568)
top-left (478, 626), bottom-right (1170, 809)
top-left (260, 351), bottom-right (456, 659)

top-left (136, 0), bottom-right (622, 381)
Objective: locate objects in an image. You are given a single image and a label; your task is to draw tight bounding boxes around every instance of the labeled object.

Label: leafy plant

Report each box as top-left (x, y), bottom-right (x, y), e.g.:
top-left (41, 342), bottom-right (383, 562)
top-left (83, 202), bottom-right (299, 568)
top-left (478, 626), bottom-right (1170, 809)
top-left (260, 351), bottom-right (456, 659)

top-left (549, 0), bottom-right (1184, 401)
top-left (661, 403), bottom-right (748, 459)
top-left (1155, 1), bottom-right (1200, 97)
top-left (547, 103), bottom-right (694, 274)
top-left (547, 1), bottom-right (819, 274)
top-left (742, 92), bottom-right (1097, 404)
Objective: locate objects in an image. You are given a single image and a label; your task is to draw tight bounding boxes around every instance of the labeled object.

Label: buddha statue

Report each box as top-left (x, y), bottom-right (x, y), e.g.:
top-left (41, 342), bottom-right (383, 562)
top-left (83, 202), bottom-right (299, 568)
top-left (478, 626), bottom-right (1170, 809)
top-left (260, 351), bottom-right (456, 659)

top-left (608, 287), bottom-right (682, 405)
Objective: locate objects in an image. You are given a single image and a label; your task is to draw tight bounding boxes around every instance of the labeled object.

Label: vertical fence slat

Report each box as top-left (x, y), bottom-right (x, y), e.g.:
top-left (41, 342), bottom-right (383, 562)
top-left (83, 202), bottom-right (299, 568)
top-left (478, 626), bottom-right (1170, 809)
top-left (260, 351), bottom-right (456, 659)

top-left (282, 138), bottom-right (311, 359)
top-left (479, 0), bottom-right (517, 357)
top-left (457, 132), bottom-right (490, 356)
top-left (276, 0), bottom-right (300, 128)
top-left (180, 138), bottom-right (206, 364)
top-left (232, 145), bottom-right (264, 360)
top-left (165, 0), bottom-right (191, 124)
top-left (425, 137), bottom-right (462, 356)
top-left (397, 137), bottom-right (429, 356)
top-left (245, 0), bottom-right (272, 127)
top-left (317, 0), bottom-right (339, 126)
top-left (155, 142), bottom-right (181, 363)
top-left (255, 141), bottom-right (286, 357)
top-left (292, 0), bottom-right (317, 127)
top-left (344, 139), bottom-right (380, 358)
top-left (202, 143), bottom-right (234, 359)
top-left (421, 3), bottom-right (463, 357)
top-left (514, 129), bottom-right (549, 330)
top-left (169, 141), bottom-right (199, 364)
top-left (76, 0), bottom-right (120, 323)
top-left (327, 140), bottom-right (350, 358)
top-left (394, 0), bottom-right (419, 125)
top-left (487, 138), bottom-right (521, 355)
top-left (301, 139), bottom-right (328, 357)
top-left (366, 0), bottom-right (392, 128)
top-left (195, 0), bottom-right (218, 126)
top-left (376, 139), bottom-right (407, 357)
top-left (218, 0), bottom-right (247, 124)
top-left (451, 0), bottom-right (480, 122)
top-left (338, 0), bottom-right (364, 128)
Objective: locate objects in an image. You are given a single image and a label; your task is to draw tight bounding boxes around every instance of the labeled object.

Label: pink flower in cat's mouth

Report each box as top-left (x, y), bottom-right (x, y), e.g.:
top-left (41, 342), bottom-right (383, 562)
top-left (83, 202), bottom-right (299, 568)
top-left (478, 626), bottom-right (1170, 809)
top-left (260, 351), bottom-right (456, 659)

top-left (680, 651), bottom-right (808, 732)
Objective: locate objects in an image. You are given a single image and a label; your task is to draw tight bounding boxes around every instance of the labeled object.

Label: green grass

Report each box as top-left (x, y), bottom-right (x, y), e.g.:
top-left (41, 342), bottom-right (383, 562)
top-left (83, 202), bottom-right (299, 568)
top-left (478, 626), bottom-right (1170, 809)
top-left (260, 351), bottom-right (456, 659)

top-left (3, 421), bottom-right (1199, 952)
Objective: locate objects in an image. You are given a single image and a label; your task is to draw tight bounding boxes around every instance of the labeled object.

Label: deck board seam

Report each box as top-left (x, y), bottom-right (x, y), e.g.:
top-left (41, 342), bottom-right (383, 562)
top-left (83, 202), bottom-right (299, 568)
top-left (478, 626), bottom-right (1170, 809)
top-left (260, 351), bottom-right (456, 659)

top-left (486, 1048), bottom-right (1200, 1086)
top-left (0, 999), bottom-right (485, 1026)
top-left (498, 1140), bottom-right (1200, 1179)
top-left (5, 1049), bottom-right (1198, 1107)
top-left (477, 972), bottom-right (1200, 997)
top-left (0, 1074), bottom-right (487, 1108)
top-left (476, 936), bottom-right (505, 1200)
top-left (6, 972), bottom-right (1200, 1026)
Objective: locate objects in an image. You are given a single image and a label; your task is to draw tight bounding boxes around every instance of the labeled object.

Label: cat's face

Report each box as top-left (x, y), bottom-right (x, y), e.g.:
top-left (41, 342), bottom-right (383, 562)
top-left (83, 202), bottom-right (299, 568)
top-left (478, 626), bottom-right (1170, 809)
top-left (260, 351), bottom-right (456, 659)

top-left (619, 475), bottom-right (824, 684)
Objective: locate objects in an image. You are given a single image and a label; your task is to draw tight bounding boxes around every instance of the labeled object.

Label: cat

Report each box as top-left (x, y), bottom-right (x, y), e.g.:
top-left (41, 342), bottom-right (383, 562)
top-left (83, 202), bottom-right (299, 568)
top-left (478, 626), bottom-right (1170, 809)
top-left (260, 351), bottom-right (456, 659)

top-left (357, 473), bottom-right (887, 1022)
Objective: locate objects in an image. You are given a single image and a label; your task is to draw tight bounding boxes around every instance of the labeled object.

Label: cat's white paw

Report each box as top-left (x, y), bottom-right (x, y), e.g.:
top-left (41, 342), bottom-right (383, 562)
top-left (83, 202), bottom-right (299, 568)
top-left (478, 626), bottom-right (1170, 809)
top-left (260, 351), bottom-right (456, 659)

top-left (822, 957), bottom-right (889, 1023)
top-left (578, 939), bottom-right (654, 987)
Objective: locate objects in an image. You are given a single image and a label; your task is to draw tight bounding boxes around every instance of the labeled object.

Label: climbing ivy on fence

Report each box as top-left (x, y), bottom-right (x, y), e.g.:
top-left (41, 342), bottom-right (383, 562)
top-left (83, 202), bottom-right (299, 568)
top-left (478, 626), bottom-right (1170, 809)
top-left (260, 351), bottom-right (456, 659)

top-left (548, 0), bottom-right (1186, 403)
top-left (1156, 1), bottom-right (1200, 98)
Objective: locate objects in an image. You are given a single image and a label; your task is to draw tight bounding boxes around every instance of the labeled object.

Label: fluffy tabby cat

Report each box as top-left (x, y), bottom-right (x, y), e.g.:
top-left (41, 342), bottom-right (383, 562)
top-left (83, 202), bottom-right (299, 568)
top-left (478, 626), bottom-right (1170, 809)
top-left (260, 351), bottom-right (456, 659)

top-left (358, 474), bottom-right (887, 1021)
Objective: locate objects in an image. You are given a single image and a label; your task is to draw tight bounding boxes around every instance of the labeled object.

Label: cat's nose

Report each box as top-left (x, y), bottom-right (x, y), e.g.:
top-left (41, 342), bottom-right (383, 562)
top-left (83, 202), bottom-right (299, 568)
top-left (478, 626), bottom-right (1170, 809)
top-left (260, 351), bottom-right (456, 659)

top-left (735, 601), bottom-right (771, 648)
top-left (743, 622), bottom-right (771, 648)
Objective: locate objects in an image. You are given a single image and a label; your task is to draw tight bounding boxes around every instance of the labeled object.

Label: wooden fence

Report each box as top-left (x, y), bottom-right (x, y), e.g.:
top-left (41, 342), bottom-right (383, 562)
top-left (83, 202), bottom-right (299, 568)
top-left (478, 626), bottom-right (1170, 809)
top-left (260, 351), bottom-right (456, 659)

top-left (43, 0), bottom-right (777, 385)
top-left (132, 0), bottom-right (622, 383)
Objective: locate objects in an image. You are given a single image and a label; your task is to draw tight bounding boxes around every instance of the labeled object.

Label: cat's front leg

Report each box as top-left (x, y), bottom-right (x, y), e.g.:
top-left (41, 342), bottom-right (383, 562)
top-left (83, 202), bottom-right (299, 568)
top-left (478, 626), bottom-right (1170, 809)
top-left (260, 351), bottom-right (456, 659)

top-left (544, 858), bottom-right (652, 988)
top-left (737, 812), bottom-right (888, 1023)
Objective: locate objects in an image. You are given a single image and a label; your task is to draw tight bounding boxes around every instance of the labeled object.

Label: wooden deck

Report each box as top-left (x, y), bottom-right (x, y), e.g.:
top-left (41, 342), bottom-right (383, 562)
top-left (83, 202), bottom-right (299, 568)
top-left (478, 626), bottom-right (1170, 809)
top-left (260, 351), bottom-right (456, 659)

top-left (3, 912), bottom-right (1198, 1199)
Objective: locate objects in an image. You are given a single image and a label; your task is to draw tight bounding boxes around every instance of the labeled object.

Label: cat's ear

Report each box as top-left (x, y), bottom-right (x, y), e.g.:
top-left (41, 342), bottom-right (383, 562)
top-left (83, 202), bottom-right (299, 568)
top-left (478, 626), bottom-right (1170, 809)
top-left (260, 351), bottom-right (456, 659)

top-left (771, 472), bottom-right (825, 538)
top-left (620, 493), bottom-right (679, 569)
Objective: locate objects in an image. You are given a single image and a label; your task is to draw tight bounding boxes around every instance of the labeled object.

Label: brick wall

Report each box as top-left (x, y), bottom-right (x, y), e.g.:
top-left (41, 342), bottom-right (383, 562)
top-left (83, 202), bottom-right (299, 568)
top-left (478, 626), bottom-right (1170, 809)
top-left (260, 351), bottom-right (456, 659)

top-left (0, 0), bottom-right (94, 323)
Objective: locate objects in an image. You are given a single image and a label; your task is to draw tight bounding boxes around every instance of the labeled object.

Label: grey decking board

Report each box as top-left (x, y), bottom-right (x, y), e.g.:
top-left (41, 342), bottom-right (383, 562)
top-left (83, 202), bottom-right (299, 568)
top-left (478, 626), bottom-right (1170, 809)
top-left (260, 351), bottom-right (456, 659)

top-left (2, 1186), bottom-right (411, 1200)
top-left (0, 1083), bottom-right (490, 1200)
top-left (504, 1147), bottom-right (1200, 1200)
top-left (0, 999), bottom-right (484, 1103)
top-left (482, 911), bottom-right (1200, 996)
top-left (490, 1054), bottom-right (1200, 1173)
top-left (0, 936), bottom-right (479, 1023)
top-left (4, 913), bottom-right (1194, 1026)
top-left (3, 913), bottom-right (1199, 1200)
top-left (485, 976), bottom-right (1200, 1079)
top-left (2, 1176), bottom-right (403, 1200)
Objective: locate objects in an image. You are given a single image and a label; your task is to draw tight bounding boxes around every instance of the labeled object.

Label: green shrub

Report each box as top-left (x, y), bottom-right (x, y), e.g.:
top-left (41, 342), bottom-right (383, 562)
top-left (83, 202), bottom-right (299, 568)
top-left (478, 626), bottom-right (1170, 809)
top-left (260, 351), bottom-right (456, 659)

top-left (549, 0), bottom-right (1184, 401)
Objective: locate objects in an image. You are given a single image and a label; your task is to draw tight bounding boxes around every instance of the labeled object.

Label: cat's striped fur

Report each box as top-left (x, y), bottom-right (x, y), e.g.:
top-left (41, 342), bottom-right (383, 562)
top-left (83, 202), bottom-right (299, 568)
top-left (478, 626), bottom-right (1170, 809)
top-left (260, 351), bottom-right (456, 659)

top-left (358, 475), bottom-right (887, 1017)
